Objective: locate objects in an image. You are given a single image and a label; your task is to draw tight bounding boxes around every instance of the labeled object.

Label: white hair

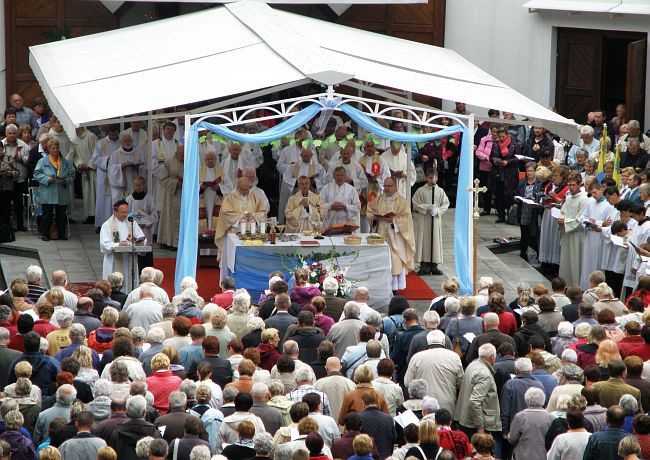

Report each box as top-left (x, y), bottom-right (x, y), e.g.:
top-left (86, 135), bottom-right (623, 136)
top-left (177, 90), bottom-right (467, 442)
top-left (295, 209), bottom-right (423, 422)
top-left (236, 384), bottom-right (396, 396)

top-left (140, 267), bottom-right (156, 283)
top-left (135, 437), bottom-right (154, 458)
top-left (92, 379), bottom-right (113, 397)
top-left (147, 327), bottom-right (165, 344)
top-left (423, 310), bottom-right (440, 325)
top-left (55, 307), bottom-right (74, 328)
top-left (140, 283), bottom-right (155, 297)
top-left (153, 269), bottom-right (164, 285)
top-left (445, 297), bottom-right (460, 313)
top-left (25, 265), bottom-right (42, 283)
top-left (365, 310), bottom-right (383, 329)
top-left (628, 119), bottom-right (640, 129)
top-left (478, 276), bottom-right (493, 289)
top-left (251, 382), bottom-right (268, 399)
top-left (39, 337), bottom-right (49, 354)
top-left (524, 387), bottom-right (546, 407)
top-left (478, 343), bottom-right (496, 360)
top-left (126, 395), bottom-right (147, 418)
top-left (202, 303), bottom-right (219, 322)
top-left (322, 277), bottom-right (339, 295)
top-left (180, 276), bottom-right (198, 291)
top-left (580, 125), bottom-right (595, 137)
top-left (69, 323), bottom-right (86, 341)
top-left (422, 396), bottom-right (439, 414)
top-left (557, 321), bottom-right (574, 336)
top-left (190, 445), bottom-right (211, 460)
top-left (343, 301), bottom-right (360, 319)
top-left (620, 394), bottom-right (639, 415)
top-left (247, 317), bottom-right (265, 332)
top-left (231, 289), bottom-right (251, 313)
top-left (483, 312), bottom-right (500, 326)
top-left (407, 379), bottom-right (428, 399)
top-left (268, 275), bottom-right (282, 289)
top-left (295, 366), bottom-right (313, 383)
top-left (515, 358), bottom-right (533, 374)
top-left (56, 384), bottom-right (77, 405)
top-left (561, 348), bottom-right (578, 363)
top-left (180, 287), bottom-right (202, 305)
top-left (168, 391), bottom-right (187, 410)
top-left (131, 327), bottom-right (146, 342)
top-left (253, 432), bottom-right (274, 455)
top-left (0, 328), bottom-right (10, 342)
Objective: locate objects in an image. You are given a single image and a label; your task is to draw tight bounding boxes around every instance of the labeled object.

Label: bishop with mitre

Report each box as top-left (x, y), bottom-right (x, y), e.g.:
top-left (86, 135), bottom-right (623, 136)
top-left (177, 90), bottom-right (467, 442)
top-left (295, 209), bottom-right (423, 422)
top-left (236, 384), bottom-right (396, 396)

top-left (367, 177), bottom-right (415, 291)
top-left (285, 175), bottom-right (326, 233)
top-left (214, 177), bottom-right (269, 250)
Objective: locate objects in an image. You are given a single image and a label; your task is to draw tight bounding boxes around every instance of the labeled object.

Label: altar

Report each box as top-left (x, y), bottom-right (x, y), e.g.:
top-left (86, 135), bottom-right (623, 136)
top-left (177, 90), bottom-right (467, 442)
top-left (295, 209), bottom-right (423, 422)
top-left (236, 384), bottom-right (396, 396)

top-left (221, 233), bottom-right (393, 311)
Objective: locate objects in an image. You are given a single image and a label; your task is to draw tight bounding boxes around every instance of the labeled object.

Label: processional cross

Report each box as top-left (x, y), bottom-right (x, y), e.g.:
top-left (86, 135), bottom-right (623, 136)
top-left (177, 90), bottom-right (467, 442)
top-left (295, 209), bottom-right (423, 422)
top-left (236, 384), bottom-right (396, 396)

top-left (467, 178), bottom-right (487, 295)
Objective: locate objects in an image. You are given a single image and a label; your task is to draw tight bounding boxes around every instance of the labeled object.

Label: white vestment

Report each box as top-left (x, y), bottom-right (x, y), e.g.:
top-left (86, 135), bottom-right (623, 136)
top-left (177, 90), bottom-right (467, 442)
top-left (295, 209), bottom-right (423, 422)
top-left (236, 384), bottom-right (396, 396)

top-left (108, 147), bottom-right (147, 203)
top-left (201, 166), bottom-right (222, 230)
top-left (93, 137), bottom-right (121, 227)
top-left (412, 183), bottom-right (449, 267)
top-left (580, 198), bottom-right (617, 289)
top-left (360, 154), bottom-right (391, 232)
top-left (624, 219), bottom-right (650, 289)
top-left (220, 151), bottom-right (259, 196)
top-left (100, 216), bottom-right (145, 292)
top-left (325, 159), bottom-right (368, 193)
top-left (559, 191), bottom-right (590, 286)
top-left (120, 128), bottom-right (149, 150)
top-left (152, 137), bottom-right (181, 212)
top-left (381, 147), bottom-right (417, 201)
top-left (126, 192), bottom-right (157, 248)
top-left (319, 182), bottom-right (361, 228)
top-left (277, 147), bottom-right (323, 224)
top-left (68, 129), bottom-right (98, 218)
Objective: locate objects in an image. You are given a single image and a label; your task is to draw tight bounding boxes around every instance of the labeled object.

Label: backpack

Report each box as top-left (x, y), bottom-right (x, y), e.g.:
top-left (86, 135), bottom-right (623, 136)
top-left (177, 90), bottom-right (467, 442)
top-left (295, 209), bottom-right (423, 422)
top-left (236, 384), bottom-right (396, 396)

top-left (386, 316), bottom-right (404, 348)
top-left (188, 405), bottom-right (223, 453)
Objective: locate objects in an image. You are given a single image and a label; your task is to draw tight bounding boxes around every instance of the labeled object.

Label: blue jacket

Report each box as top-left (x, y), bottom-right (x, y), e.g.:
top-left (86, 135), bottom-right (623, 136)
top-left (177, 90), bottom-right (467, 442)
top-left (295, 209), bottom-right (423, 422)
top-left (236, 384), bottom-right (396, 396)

top-left (531, 370), bottom-right (558, 401)
top-left (8, 352), bottom-right (60, 394)
top-left (500, 373), bottom-right (545, 432)
top-left (582, 427), bottom-right (628, 460)
top-left (179, 344), bottom-right (204, 371)
top-left (33, 155), bottom-right (75, 205)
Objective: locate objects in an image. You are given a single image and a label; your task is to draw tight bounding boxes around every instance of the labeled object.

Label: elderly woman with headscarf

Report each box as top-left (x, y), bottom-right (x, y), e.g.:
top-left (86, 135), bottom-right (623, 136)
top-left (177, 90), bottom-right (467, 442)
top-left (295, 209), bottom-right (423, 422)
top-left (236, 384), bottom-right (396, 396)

top-left (547, 363), bottom-right (584, 412)
top-left (88, 378), bottom-right (113, 421)
top-left (509, 387), bottom-right (555, 460)
top-left (45, 307), bottom-right (74, 356)
top-left (227, 290), bottom-right (254, 339)
top-left (597, 309), bottom-right (625, 343)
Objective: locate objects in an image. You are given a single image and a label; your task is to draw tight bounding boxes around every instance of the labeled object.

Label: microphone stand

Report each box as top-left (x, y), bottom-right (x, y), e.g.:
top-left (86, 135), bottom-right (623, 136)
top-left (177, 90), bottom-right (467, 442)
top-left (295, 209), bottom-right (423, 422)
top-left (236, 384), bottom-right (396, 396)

top-left (128, 216), bottom-right (136, 292)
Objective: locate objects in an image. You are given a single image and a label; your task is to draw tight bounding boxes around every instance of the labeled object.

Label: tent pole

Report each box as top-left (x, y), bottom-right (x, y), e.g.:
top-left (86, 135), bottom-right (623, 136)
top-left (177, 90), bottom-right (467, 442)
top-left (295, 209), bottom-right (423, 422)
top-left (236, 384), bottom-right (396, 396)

top-left (146, 111), bottom-right (153, 197)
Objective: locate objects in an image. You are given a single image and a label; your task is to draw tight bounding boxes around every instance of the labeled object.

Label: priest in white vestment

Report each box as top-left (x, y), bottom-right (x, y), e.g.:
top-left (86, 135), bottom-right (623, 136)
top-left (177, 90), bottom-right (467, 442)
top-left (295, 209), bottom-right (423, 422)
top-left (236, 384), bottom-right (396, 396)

top-left (92, 126), bottom-right (122, 228)
top-left (214, 177), bottom-right (269, 250)
top-left (381, 141), bottom-right (416, 201)
top-left (367, 177), bottom-right (416, 291)
top-left (278, 146), bottom-right (324, 224)
top-left (559, 173), bottom-right (590, 286)
top-left (100, 199), bottom-right (145, 292)
top-left (220, 143), bottom-right (259, 196)
top-left (157, 144), bottom-right (184, 249)
top-left (68, 127), bottom-right (98, 222)
top-left (285, 176), bottom-right (326, 233)
top-left (325, 141), bottom-right (367, 193)
top-left (412, 169), bottom-right (449, 276)
top-left (360, 139), bottom-right (391, 232)
top-left (152, 121), bottom-right (182, 212)
top-left (579, 182), bottom-right (617, 289)
top-left (242, 167), bottom-right (270, 212)
top-left (199, 151), bottom-right (224, 231)
top-left (120, 121), bottom-right (149, 150)
top-left (623, 206), bottom-right (650, 296)
top-left (108, 133), bottom-right (146, 204)
top-left (321, 126), bottom-right (350, 169)
top-left (319, 167), bottom-right (361, 229)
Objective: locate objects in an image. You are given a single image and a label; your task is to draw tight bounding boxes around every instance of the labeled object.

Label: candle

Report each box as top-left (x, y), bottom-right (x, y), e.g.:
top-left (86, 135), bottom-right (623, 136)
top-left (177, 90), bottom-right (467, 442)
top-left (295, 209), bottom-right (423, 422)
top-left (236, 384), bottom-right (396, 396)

top-left (260, 221), bottom-right (266, 234)
top-left (249, 220), bottom-right (256, 234)
top-left (240, 221), bottom-right (246, 234)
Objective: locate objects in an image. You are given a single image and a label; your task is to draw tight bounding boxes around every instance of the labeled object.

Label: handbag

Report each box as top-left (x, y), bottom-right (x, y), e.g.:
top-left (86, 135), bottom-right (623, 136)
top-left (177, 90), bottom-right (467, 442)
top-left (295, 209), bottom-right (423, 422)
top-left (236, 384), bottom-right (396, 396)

top-left (452, 318), bottom-right (463, 357)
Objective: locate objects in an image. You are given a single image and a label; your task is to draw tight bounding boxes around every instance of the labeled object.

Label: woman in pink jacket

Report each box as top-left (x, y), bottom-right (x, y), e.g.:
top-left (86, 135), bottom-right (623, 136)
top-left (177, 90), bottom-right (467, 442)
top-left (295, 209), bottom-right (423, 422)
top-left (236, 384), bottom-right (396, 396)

top-left (475, 125), bottom-right (498, 216)
top-left (145, 353), bottom-right (182, 414)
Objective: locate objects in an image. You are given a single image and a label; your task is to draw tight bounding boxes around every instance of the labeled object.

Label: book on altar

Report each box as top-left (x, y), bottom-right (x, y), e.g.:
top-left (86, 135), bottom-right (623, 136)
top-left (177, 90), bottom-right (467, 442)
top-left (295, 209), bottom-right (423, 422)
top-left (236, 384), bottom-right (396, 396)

top-left (322, 222), bottom-right (360, 236)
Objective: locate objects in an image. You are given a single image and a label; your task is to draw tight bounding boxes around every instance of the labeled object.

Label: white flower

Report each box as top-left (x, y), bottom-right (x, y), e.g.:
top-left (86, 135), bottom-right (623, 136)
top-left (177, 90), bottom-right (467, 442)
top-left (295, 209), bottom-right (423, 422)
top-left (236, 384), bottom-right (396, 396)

top-left (310, 272), bottom-right (317, 278)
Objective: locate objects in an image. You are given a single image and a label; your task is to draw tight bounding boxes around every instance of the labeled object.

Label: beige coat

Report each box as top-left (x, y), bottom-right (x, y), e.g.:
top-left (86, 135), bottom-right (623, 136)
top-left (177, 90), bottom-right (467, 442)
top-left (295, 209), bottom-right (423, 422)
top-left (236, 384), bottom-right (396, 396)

top-left (404, 346), bottom-right (464, 414)
top-left (315, 372), bottom-right (356, 424)
top-left (453, 358), bottom-right (501, 432)
top-left (326, 319), bottom-right (365, 358)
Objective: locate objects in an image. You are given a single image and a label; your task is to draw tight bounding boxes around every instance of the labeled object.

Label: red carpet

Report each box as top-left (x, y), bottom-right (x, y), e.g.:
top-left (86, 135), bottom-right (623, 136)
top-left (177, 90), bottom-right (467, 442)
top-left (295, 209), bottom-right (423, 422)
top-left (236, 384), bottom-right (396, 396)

top-left (154, 258), bottom-right (435, 301)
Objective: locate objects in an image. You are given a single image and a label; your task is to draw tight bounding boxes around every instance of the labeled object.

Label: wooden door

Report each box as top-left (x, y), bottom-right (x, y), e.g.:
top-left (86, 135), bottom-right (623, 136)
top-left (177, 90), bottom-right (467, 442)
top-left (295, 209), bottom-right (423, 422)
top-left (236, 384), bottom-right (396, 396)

top-left (626, 38), bottom-right (647, 124)
top-left (556, 29), bottom-right (603, 124)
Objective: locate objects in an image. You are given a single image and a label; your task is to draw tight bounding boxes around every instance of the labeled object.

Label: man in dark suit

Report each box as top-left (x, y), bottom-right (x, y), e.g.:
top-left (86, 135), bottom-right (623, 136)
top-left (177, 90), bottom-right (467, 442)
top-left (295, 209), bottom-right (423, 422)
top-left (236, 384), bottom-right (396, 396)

top-left (0, 327), bottom-right (20, 389)
top-left (258, 280), bottom-right (301, 320)
top-left (264, 293), bottom-right (297, 350)
top-left (465, 313), bottom-right (516, 364)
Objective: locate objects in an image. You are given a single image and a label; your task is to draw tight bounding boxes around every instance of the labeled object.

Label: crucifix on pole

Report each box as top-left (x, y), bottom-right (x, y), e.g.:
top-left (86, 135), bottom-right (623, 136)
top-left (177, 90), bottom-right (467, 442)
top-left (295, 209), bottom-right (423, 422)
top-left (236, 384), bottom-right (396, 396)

top-left (467, 178), bottom-right (487, 295)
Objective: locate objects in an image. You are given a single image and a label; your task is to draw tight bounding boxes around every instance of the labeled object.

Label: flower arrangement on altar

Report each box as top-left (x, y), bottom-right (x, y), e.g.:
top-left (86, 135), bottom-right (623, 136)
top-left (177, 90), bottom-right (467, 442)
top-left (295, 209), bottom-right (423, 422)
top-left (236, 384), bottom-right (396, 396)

top-left (281, 249), bottom-right (363, 297)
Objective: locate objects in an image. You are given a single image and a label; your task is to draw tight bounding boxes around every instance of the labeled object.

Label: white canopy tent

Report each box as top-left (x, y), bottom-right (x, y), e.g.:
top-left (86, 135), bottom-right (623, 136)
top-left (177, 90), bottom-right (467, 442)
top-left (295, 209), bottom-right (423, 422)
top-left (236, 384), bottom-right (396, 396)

top-left (29, 1), bottom-right (579, 142)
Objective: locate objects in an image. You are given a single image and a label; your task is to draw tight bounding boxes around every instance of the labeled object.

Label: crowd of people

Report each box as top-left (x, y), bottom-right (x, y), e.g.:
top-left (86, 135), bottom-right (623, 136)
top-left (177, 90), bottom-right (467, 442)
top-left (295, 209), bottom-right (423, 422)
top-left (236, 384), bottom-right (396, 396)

top-left (0, 261), bottom-right (647, 460)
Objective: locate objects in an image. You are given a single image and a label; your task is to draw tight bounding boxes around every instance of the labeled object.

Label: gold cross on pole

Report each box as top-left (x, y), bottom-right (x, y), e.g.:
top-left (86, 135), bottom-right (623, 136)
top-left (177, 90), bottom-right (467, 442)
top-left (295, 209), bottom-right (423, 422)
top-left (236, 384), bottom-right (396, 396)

top-left (467, 178), bottom-right (487, 295)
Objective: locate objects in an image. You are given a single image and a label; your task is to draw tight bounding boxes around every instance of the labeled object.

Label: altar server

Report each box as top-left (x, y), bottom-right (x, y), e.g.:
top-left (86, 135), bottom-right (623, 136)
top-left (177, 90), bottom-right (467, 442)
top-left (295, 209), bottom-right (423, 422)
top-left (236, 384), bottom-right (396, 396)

top-left (157, 144), bottom-right (184, 250)
top-left (623, 205), bottom-right (650, 297)
top-left (126, 176), bottom-right (157, 254)
top-left (285, 175), bottom-right (326, 233)
top-left (199, 151), bottom-right (224, 231)
top-left (214, 177), bottom-right (269, 250)
top-left (100, 199), bottom-right (145, 291)
top-left (108, 132), bottom-right (146, 203)
top-left (412, 169), bottom-right (449, 276)
top-left (68, 127), bottom-right (98, 223)
top-left (367, 177), bottom-right (416, 291)
top-left (580, 181), bottom-right (617, 289)
top-left (381, 140), bottom-right (416, 201)
top-left (319, 166), bottom-right (361, 228)
top-left (559, 172), bottom-right (590, 286)
top-left (92, 125), bottom-right (122, 228)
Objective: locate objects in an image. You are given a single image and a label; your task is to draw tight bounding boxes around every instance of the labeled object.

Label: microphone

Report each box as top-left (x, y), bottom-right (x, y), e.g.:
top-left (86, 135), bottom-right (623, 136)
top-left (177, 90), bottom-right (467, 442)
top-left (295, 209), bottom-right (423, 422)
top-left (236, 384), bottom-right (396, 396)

top-left (127, 212), bottom-right (135, 222)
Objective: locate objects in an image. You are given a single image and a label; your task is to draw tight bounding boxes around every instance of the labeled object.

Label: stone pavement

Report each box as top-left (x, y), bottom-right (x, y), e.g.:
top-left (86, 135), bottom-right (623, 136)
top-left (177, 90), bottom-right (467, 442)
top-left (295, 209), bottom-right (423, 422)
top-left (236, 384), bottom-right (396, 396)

top-left (0, 201), bottom-right (546, 313)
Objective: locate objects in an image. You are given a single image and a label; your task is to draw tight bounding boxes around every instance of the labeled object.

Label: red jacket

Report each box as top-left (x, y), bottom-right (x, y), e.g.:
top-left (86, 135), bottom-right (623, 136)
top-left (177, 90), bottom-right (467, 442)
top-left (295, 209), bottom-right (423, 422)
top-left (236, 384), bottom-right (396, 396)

top-left (482, 312), bottom-right (517, 336)
top-left (211, 290), bottom-right (235, 309)
top-left (437, 429), bottom-right (472, 459)
top-left (627, 343), bottom-right (650, 361)
top-left (32, 320), bottom-right (57, 338)
top-left (257, 342), bottom-right (280, 371)
top-left (627, 290), bottom-right (650, 307)
top-left (618, 336), bottom-right (645, 358)
top-left (145, 370), bottom-right (182, 414)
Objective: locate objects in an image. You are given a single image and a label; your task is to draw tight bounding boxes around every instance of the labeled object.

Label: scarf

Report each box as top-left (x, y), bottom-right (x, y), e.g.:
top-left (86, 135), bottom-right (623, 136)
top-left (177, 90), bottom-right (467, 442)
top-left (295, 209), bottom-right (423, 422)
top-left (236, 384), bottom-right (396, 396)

top-left (49, 154), bottom-right (61, 176)
top-left (291, 161), bottom-right (316, 179)
top-left (131, 191), bottom-right (146, 200)
top-left (499, 135), bottom-right (512, 157)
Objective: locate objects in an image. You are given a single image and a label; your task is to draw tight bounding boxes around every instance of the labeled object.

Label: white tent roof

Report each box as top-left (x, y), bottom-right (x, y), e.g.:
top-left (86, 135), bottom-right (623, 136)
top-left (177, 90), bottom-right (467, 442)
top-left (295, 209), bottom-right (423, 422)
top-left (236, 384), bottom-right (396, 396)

top-left (29, 1), bottom-right (578, 141)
